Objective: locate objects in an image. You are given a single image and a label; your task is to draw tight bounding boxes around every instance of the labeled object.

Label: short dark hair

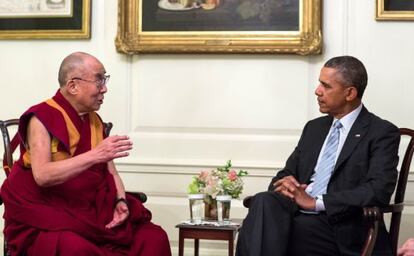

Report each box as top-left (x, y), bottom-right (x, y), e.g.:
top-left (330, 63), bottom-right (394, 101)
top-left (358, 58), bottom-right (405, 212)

top-left (324, 56), bottom-right (368, 98)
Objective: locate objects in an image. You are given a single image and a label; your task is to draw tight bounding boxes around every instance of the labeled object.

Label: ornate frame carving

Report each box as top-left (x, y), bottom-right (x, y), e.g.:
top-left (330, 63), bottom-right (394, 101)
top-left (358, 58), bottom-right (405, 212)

top-left (116, 0), bottom-right (322, 54)
top-left (376, 0), bottom-right (414, 20)
top-left (0, 0), bottom-right (91, 39)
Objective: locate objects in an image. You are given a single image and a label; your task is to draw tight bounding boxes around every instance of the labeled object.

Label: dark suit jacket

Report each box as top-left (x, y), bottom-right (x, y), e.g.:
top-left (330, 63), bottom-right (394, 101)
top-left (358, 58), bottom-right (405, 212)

top-left (270, 106), bottom-right (400, 254)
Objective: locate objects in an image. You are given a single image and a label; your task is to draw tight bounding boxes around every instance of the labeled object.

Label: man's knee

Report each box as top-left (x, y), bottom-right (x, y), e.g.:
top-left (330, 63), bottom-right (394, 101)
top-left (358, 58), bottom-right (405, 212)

top-left (251, 191), bottom-right (290, 209)
top-left (244, 191), bottom-right (281, 223)
top-left (133, 222), bottom-right (171, 254)
top-left (251, 191), bottom-right (276, 206)
top-left (140, 224), bottom-right (169, 245)
top-left (58, 231), bottom-right (100, 255)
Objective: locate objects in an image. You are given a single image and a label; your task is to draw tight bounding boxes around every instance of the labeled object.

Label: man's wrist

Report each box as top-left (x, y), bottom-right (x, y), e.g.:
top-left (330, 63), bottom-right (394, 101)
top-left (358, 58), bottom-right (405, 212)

top-left (114, 197), bottom-right (128, 208)
top-left (314, 195), bottom-right (326, 212)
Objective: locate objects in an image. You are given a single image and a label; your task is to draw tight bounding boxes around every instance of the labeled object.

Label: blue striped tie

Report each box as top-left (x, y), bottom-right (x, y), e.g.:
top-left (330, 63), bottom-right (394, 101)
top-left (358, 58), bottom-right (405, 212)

top-left (311, 120), bottom-right (342, 197)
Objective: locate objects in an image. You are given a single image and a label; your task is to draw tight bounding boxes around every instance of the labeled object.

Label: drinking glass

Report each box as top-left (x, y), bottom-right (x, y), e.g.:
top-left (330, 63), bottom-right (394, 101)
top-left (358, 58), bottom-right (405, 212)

top-left (216, 195), bottom-right (231, 225)
top-left (188, 194), bottom-right (204, 224)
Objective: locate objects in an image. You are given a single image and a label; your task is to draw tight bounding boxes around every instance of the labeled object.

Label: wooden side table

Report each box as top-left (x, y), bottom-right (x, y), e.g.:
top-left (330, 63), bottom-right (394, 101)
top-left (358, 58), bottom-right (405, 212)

top-left (176, 219), bottom-right (242, 256)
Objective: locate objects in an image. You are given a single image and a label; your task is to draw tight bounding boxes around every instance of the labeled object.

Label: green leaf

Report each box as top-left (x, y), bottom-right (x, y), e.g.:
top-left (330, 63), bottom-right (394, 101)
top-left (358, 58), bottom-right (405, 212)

top-left (238, 170), bottom-right (248, 176)
top-left (188, 182), bottom-right (200, 194)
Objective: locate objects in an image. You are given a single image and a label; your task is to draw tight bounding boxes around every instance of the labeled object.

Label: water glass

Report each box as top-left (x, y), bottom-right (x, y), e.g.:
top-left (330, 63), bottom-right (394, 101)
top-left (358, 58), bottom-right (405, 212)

top-left (216, 195), bottom-right (231, 225)
top-left (188, 194), bottom-right (204, 224)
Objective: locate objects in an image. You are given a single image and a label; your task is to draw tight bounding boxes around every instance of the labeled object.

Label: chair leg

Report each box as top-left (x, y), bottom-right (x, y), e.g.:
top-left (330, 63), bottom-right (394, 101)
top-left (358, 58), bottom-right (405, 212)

top-left (4, 239), bottom-right (9, 256)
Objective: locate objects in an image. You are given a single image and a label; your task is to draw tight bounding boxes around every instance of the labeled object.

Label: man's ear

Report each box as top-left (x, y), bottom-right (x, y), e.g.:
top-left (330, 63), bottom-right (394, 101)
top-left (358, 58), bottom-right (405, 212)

top-left (346, 86), bottom-right (358, 101)
top-left (66, 80), bottom-right (78, 95)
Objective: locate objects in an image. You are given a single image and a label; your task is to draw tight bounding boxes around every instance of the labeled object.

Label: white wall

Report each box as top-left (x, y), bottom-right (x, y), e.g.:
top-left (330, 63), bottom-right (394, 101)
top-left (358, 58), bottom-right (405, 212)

top-left (0, 0), bottom-right (413, 255)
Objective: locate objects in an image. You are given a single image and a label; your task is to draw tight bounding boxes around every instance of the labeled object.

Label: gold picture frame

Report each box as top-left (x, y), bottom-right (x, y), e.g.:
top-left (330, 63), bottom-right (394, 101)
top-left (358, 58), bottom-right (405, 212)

top-left (0, 0), bottom-right (91, 39)
top-left (376, 0), bottom-right (414, 20)
top-left (116, 0), bottom-right (322, 54)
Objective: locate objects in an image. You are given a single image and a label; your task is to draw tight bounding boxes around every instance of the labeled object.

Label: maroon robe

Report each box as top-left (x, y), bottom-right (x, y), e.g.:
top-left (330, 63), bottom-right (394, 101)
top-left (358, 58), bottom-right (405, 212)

top-left (1, 91), bottom-right (171, 256)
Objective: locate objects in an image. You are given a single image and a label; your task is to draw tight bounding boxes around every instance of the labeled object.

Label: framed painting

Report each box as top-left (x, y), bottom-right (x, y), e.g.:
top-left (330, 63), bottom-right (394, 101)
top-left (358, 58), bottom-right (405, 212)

top-left (0, 0), bottom-right (91, 39)
top-left (376, 0), bottom-right (414, 20)
top-left (116, 0), bottom-right (322, 54)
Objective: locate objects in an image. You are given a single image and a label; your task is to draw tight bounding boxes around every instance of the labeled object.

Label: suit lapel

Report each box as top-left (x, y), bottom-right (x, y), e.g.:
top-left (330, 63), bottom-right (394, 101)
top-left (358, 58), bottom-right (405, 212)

top-left (333, 107), bottom-right (370, 173)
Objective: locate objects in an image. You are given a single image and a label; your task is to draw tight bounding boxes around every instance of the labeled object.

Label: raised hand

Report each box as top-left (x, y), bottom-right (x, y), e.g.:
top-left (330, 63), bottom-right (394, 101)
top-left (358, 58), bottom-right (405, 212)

top-left (92, 135), bottom-right (133, 163)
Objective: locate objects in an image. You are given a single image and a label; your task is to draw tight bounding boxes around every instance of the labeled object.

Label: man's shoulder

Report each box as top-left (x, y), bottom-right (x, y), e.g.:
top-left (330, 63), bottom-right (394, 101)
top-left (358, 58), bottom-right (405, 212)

top-left (19, 101), bottom-right (66, 132)
top-left (22, 101), bottom-right (47, 114)
top-left (362, 109), bottom-right (399, 133)
top-left (21, 101), bottom-right (63, 121)
top-left (17, 101), bottom-right (66, 144)
top-left (368, 112), bottom-right (397, 126)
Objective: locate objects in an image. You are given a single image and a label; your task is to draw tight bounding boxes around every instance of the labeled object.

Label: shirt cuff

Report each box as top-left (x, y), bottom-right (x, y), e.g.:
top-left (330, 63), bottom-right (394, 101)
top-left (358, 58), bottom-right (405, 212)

top-left (314, 195), bottom-right (326, 212)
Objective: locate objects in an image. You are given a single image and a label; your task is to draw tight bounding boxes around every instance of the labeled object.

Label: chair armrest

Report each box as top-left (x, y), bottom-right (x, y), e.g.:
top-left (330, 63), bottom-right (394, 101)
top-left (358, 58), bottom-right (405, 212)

top-left (379, 203), bottom-right (404, 214)
top-left (360, 204), bottom-right (405, 256)
top-left (361, 207), bottom-right (381, 256)
top-left (243, 196), bottom-right (253, 208)
top-left (363, 206), bottom-right (382, 220)
top-left (126, 191), bottom-right (147, 203)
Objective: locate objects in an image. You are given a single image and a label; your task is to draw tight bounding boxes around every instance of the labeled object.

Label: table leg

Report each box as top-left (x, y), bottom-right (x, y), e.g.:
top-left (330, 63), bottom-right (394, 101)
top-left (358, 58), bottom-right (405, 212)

top-left (229, 237), bottom-right (234, 256)
top-left (194, 238), bottom-right (199, 256)
top-left (178, 230), bottom-right (184, 256)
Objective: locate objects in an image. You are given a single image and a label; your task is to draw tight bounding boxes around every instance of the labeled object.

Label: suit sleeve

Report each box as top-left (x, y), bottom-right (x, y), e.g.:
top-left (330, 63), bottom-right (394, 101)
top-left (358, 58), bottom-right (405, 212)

top-left (323, 122), bottom-right (400, 218)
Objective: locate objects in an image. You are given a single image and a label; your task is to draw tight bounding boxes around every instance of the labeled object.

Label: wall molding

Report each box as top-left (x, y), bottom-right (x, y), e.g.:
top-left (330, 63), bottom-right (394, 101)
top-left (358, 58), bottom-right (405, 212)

top-left (116, 159), bottom-right (281, 176)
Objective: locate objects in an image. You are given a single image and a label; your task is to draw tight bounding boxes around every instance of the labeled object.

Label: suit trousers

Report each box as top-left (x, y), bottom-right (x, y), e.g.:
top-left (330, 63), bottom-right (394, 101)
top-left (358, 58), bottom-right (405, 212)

top-left (236, 191), bottom-right (341, 256)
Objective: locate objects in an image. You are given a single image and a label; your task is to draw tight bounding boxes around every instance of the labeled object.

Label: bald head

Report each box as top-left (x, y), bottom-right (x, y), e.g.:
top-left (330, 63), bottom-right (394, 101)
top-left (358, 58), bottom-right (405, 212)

top-left (58, 52), bottom-right (99, 87)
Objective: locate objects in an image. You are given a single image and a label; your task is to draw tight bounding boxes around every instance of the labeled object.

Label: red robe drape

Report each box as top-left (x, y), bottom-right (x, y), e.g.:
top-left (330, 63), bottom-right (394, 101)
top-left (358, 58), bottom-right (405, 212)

top-left (1, 91), bottom-right (171, 256)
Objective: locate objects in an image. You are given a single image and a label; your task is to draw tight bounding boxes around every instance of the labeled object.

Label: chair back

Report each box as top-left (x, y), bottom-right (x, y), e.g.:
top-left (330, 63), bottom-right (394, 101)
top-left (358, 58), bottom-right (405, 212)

top-left (389, 128), bottom-right (414, 254)
top-left (104, 122), bottom-right (113, 138)
top-left (0, 119), bottom-right (19, 176)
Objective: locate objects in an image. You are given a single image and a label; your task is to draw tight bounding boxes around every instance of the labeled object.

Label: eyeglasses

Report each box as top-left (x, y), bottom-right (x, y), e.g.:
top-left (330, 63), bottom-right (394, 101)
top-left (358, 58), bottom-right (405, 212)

top-left (71, 74), bottom-right (110, 89)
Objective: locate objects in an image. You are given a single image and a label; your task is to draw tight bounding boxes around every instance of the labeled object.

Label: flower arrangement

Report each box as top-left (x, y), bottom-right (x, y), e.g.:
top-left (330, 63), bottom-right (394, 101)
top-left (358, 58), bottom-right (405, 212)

top-left (187, 160), bottom-right (248, 202)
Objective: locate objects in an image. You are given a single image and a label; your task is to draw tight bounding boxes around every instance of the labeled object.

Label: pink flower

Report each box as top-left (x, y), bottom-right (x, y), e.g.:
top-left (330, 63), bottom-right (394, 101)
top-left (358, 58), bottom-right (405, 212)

top-left (206, 175), bottom-right (218, 186)
top-left (199, 170), bottom-right (210, 182)
top-left (228, 170), bottom-right (238, 181)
